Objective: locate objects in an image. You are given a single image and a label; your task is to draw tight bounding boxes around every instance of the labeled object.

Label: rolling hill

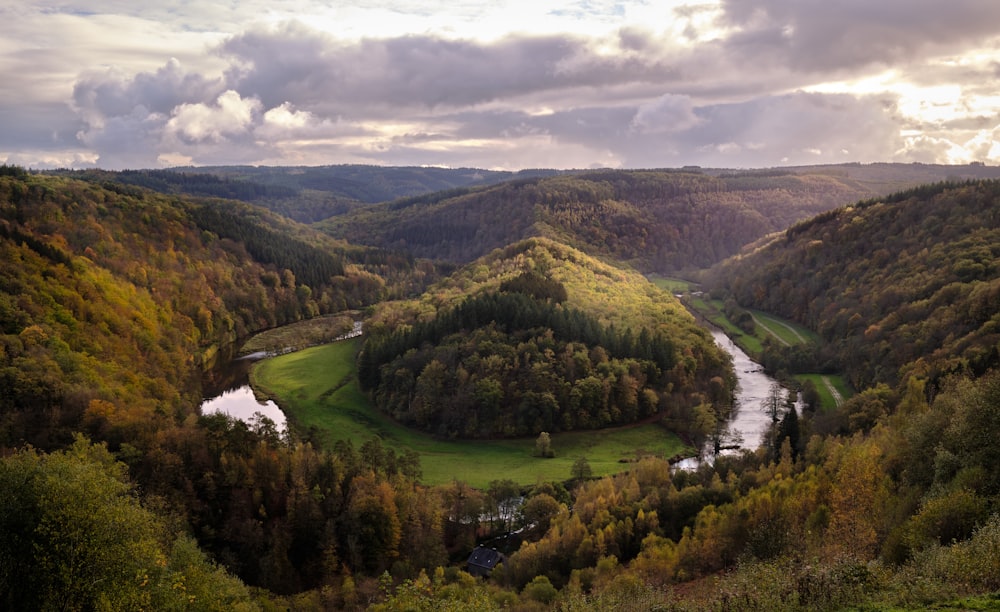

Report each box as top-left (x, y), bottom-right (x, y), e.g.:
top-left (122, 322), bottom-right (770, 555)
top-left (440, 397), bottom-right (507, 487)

top-left (317, 168), bottom-right (904, 273)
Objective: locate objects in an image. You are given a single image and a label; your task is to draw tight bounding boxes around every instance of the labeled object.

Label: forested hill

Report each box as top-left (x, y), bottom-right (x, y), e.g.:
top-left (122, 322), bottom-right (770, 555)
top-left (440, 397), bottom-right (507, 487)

top-left (360, 237), bottom-right (733, 439)
top-left (318, 169), bottom-right (883, 273)
top-left (707, 179), bottom-right (1000, 390)
top-left (0, 170), bottom-right (395, 449)
top-left (52, 165), bottom-right (564, 223)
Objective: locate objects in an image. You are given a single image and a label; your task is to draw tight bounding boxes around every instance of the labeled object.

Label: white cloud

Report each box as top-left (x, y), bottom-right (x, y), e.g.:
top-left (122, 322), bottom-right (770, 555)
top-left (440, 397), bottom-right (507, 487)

top-left (165, 90), bottom-right (261, 144)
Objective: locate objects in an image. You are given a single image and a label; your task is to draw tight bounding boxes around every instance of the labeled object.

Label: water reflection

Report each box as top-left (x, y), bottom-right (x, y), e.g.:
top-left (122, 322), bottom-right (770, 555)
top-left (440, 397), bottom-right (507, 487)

top-left (199, 321), bottom-right (363, 433)
top-left (674, 329), bottom-right (792, 469)
top-left (200, 386), bottom-right (286, 432)
top-left (710, 329), bottom-right (778, 453)
top-left (200, 350), bottom-right (286, 432)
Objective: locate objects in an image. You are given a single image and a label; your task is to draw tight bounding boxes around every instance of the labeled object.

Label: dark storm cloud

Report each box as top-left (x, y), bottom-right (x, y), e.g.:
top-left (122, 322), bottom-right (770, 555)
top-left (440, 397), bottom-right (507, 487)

top-left (719, 0), bottom-right (1000, 73)
top-left (218, 21), bottom-right (681, 111)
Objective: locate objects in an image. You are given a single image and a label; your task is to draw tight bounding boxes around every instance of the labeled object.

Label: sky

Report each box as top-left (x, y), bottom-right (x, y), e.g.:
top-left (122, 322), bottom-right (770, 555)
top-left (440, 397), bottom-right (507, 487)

top-left (3, 1), bottom-right (1000, 171)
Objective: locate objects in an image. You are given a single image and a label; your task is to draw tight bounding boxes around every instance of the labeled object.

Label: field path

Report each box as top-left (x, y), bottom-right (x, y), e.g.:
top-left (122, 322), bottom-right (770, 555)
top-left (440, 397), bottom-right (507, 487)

top-left (751, 314), bottom-right (790, 346)
top-left (752, 313), bottom-right (810, 345)
top-left (822, 376), bottom-right (844, 407)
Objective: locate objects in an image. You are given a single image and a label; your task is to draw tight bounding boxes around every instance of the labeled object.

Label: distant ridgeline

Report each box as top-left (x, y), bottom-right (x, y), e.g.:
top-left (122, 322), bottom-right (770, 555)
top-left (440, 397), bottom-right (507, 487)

top-left (50, 165), bottom-right (565, 223)
top-left (708, 179), bottom-right (1000, 390)
top-left (359, 238), bottom-right (733, 438)
top-left (317, 169), bottom-right (890, 273)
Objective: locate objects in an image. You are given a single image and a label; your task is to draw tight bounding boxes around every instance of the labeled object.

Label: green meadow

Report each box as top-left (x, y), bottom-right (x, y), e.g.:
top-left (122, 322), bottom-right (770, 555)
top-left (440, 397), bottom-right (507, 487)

top-left (252, 339), bottom-right (689, 488)
top-left (750, 309), bottom-right (820, 346)
top-left (649, 275), bottom-right (699, 294)
top-left (678, 292), bottom-right (852, 411)
top-left (795, 373), bottom-right (852, 410)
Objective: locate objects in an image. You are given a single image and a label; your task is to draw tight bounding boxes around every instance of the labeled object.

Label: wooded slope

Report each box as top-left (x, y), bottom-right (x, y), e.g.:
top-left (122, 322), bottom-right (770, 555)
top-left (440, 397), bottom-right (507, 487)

top-left (360, 237), bottom-right (733, 438)
top-left (0, 170), bottom-right (391, 449)
top-left (708, 179), bottom-right (1000, 390)
top-left (319, 169), bottom-right (881, 273)
top-left (54, 165), bottom-right (564, 223)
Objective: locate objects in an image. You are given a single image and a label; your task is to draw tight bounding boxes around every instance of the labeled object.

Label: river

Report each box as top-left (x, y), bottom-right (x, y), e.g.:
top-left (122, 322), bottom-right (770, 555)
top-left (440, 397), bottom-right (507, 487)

top-left (199, 321), bottom-right (364, 432)
top-left (674, 329), bottom-right (791, 468)
top-left (200, 319), bottom-right (778, 463)
top-left (200, 351), bottom-right (288, 433)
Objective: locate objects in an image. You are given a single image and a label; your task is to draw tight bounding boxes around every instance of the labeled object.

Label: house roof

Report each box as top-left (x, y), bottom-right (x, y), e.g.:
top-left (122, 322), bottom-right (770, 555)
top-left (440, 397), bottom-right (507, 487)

top-left (467, 546), bottom-right (506, 576)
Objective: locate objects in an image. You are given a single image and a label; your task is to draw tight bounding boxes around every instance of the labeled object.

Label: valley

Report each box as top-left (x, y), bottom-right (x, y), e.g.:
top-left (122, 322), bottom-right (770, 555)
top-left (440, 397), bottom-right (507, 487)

top-left (3, 164), bottom-right (1000, 610)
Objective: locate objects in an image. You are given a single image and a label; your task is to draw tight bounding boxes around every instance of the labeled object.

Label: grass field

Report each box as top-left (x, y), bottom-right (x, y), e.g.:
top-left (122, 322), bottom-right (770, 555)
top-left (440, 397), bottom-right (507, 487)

top-left (750, 310), bottom-right (819, 346)
top-left (795, 373), bottom-right (852, 410)
top-left (649, 275), bottom-right (699, 294)
top-left (252, 339), bottom-right (690, 488)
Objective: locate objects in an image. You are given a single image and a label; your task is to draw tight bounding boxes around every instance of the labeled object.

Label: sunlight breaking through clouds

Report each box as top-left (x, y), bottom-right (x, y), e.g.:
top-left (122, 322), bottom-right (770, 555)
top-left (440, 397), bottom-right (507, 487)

top-left (3, 0), bottom-right (1000, 169)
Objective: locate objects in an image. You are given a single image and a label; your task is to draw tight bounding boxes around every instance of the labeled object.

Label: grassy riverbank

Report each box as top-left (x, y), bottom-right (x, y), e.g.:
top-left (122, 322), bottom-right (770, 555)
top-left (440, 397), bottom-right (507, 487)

top-left (252, 338), bottom-right (689, 488)
top-left (655, 279), bottom-right (854, 411)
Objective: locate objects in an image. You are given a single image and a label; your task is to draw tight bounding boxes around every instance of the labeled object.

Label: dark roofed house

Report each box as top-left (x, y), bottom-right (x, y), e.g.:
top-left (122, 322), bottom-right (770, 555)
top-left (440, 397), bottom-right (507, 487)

top-left (466, 546), bottom-right (507, 577)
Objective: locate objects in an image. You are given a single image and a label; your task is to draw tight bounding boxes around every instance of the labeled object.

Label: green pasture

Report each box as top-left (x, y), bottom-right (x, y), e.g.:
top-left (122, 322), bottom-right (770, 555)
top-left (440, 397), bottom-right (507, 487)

top-left (750, 309), bottom-right (819, 346)
top-left (649, 275), bottom-right (698, 294)
top-left (252, 339), bottom-right (690, 488)
top-left (795, 373), bottom-right (853, 410)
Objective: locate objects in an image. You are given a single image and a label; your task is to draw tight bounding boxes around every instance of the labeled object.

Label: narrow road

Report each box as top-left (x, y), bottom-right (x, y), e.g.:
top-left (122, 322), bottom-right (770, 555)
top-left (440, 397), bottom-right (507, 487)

top-left (750, 314), bottom-right (790, 346)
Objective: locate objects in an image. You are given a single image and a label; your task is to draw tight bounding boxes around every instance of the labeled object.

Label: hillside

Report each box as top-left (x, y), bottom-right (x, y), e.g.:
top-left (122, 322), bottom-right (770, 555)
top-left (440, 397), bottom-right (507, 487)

top-left (6, 165), bottom-right (1000, 610)
top-left (0, 170), bottom-right (397, 450)
top-left (359, 237), bottom-right (734, 438)
top-left (53, 165), bottom-right (565, 223)
top-left (318, 168), bottom-right (888, 273)
top-left (707, 179), bottom-right (1000, 391)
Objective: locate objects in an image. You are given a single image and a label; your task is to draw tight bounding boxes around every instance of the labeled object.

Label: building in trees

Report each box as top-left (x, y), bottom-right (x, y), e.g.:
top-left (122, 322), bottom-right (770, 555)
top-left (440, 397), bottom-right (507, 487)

top-left (466, 546), bottom-right (507, 577)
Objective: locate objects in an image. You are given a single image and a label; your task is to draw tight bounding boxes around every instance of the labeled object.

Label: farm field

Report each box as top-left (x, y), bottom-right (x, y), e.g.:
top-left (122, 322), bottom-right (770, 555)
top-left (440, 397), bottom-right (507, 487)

top-left (252, 339), bottom-right (689, 488)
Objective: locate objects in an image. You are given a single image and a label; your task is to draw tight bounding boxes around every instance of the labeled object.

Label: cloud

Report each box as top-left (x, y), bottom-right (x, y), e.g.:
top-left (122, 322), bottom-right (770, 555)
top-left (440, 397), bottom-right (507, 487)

top-left (631, 94), bottom-right (702, 133)
top-left (718, 0), bottom-right (1000, 74)
top-left (73, 59), bottom-right (224, 119)
top-left (218, 21), bottom-right (682, 112)
top-left (75, 105), bottom-right (166, 169)
top-left (7, 2), bottom-right (1000, 169)
top-left (165, 90), bottom-right (262, 144)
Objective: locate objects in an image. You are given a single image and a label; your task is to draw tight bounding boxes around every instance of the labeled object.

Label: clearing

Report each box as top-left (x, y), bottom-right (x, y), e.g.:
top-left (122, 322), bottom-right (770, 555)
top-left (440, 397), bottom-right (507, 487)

top-left (252, 338), bottom-right (689, 488)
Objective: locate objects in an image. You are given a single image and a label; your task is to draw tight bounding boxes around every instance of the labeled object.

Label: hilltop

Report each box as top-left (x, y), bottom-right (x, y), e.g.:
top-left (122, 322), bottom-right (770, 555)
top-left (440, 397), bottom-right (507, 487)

top-left (359, 237), bottom-right (733, 438)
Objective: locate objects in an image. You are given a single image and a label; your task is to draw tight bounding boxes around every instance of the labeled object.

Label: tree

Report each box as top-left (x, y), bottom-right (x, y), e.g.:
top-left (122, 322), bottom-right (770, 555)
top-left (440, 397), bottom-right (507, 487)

top-left (521, 493), bottom-right (562, 537)
top-left (571, 456), bottom-right (593, 481)
top-left (0, 437), bottom-right (256, 610)
top-left (763, 382), bottom-right (784, 423)
top-left (534, 431), bottom-right (554, 458)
